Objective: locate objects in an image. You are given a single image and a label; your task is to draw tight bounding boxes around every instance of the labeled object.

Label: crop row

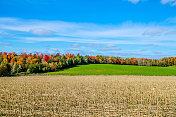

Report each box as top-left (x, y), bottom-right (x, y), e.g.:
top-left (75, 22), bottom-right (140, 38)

top-left (0, 52), bottom-right (176, 76)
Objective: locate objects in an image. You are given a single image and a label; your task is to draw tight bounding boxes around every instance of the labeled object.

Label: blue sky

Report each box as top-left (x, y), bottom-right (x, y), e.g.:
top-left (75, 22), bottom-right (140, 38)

top-left (0, 0), bottom-right (176, 58)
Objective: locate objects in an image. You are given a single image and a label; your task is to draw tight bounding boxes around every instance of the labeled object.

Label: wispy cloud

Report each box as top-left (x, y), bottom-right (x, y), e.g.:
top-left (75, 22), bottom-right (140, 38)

top-left (143, 28), bottom-right (167, 36)
top-left (145, 44), bottom-right (159, 47)
top-left (29, 28), bottom-right (55, 36)
top-left (106, 44), bottom-right (117, 47)
top-left (127, 0), bottom-right (147, 4)
top-left (128, 0), bottom-right (140, 4)
top-left (161, 0), bottom-right (176, 6)
top-left (127, 0), bottom-right (176, 6)
top-left (88, 44), bottom-right (103, 47)
top-left (71, 44), bottom-right (81, 48)
top-left (0, 17), bottom-right (176, 44)
top-left (101, 48), bottom-right (121, 51)
top-left (87, 44), bottom-right (117, 48)
top-left (0, 31), bottom-right (14, 37)
top-left (0, 42), bottom-right (11, 46)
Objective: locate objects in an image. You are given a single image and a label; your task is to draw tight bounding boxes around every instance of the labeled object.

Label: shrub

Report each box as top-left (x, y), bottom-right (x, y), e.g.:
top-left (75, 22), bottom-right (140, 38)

top-left (0, 63), bottom-right (11, 76)
top-left (49, 62), bottom-right (57, 71)
top-left (27, 64), bottom-right (39, 73)
top-left (38, 63), bottom-right (44, 72)
top-left (66, 58), bottom-right (73, 66)
top-left (158, 62), bottom-right (168, 67)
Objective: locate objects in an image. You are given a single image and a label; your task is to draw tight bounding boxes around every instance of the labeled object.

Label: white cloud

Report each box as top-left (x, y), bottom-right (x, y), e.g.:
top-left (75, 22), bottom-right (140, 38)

top-left (30, 28), bottom-right (55, 36)
top-left (161, 0), bottom-right (176, 5)
top-left (0, 17), bottom-right (81, 36)
top-left (101, 48), bottom-right (121, 51)
top-left (0, 31), bottom-right (14, 37)
top-left (128, 0), bottom-right (140, 4)
top-left (88, 44), bottom-right (103, 47)
top-left (105, 44), bottom-right (117, 47)
top-left (143, 28), bottom-right (167, 36)
top-left (71, 44), bottom-right (81, 48)
top-left (19, 36), bottom-right (172, 46)
top-left (0, 17), bottom-right (146, 38)
top-left (0, 42), bottom-right (11, 45)
top-left (1, 17), bottom-right (176, 47)
top-left (50, 48), bottom-right (59, 52)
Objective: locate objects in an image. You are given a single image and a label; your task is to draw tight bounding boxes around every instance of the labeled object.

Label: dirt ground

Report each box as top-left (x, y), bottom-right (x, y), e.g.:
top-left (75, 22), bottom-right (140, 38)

top-left (0, 75), bottom-right (176, 116)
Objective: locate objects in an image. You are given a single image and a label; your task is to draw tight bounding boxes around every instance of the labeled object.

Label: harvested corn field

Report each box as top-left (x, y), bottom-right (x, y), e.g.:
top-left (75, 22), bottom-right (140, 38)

top-left (0, 75), bottom-right (176, 116)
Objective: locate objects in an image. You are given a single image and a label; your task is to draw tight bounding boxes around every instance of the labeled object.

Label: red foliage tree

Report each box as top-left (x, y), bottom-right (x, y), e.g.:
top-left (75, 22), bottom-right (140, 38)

top-left (44, 55), bottom-right (50, 62)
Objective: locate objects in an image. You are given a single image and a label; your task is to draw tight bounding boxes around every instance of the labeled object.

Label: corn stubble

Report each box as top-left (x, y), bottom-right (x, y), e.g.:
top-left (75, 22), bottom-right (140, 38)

top-left (0, 75), bottom-right (176, 116)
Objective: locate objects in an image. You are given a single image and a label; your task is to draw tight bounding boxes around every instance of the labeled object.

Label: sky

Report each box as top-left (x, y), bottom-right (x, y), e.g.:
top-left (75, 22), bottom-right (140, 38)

top-left (0, 0), bottom-right (176, 58)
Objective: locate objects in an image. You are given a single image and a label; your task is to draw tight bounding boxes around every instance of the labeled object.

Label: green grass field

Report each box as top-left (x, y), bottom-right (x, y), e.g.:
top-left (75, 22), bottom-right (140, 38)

top-left (44, 64), bottom-right (176, 76)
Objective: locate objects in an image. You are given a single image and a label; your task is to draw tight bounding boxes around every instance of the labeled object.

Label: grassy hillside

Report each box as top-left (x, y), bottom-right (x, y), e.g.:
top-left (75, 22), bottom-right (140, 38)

top-left (44, 64), bottom-right (176, 76)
